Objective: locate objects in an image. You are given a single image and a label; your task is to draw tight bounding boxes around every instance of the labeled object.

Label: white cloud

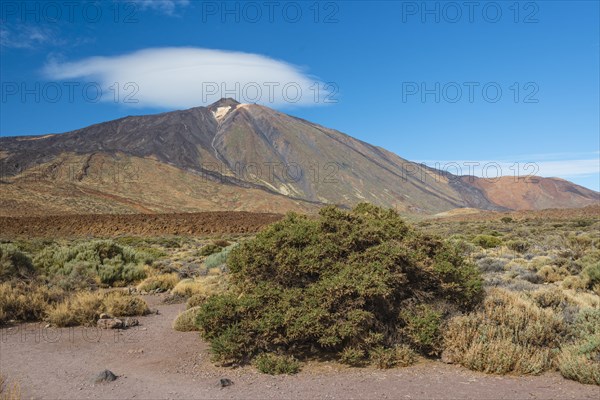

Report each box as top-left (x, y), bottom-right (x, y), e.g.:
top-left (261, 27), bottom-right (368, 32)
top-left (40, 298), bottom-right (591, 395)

top-left (0, 25), bottom-right (61, 49)
top-left (42, 47), bottom-right (333, 109)
top-left (120, 0), bottom-right (190, 15)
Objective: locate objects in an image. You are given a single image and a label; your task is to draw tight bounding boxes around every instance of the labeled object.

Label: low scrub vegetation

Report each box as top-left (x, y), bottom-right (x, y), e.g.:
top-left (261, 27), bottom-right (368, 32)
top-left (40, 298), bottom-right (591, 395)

top-left (2, 205), bottom-right (598, 385)
top-left (46, 291), bottom-right (149, 327)
top-left (0, 244), bottom-right (36, 281)
top-left (33, 240), bottom-right (151, 288)
top-left (196, 204), bottom-right (483, 368)
top-left (254, 353), bottom-right (300, 375)
top-left (137, 273), bottom-right (179, 292)
top-left (173, 306), bottom-right (202, 332)
top-left (557, 308), bottom-right (600, 385)
top-left (0, 282), bottom-right (64, 324)
top-left (443, 288), bottom-right (564, 374)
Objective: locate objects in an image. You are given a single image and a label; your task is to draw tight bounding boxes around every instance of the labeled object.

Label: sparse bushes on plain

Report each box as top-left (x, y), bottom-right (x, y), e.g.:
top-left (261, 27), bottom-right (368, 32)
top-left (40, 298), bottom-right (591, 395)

top-left (196, 204), bottom-right (483, 369)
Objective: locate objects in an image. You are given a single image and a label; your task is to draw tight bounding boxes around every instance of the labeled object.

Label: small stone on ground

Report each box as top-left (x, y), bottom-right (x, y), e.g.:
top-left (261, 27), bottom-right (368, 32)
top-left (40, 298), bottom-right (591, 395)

top-left (95, 370), bottom-right (117, 384)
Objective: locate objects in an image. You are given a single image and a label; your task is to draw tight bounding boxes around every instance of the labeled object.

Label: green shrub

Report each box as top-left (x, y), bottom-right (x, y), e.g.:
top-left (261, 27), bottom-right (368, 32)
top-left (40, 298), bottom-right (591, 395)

top-left (400, 304), bottom-right (443, 355)
top-left (339, 346), bottom-right (367, 366)
top-left (573, 219), bottom-right (594, 228)
top-left (196, 204), bottom-right (483, 366)
top-left (0, 244), bottom-right (36, 281)
top-left (198, 244), bottom-right (222, 257)
top-left (582, 261), bottom-right (600, 291)
top-left (556, 308), bottom-right (600, 385)
top-left (369, 345), bottom-right (417, 369)
top-left (33, 240), bottom-right (148, 286)
top-left (203, 244), bottom-right (237, 270)
top-left (254, 353), bottom-right (300, 375)
top-left (472, 235), bottom-right (502, 249)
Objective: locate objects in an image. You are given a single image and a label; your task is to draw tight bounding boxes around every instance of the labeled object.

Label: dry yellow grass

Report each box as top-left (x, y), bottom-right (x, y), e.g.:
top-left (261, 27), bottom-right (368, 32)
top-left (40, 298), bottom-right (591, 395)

top-left (562, 289), bottom-right (600, 309)
top-left (537, 265), bottom-right (570, 283)
top-left (171, 275), bottom-right (227, 298)
top-left (136, 273), bottom-right (180, 292)
top-left (47, 291), bottom-right (149, 327)
top-left (0, 373), bottom-right (21, 400)
top-left (46, 292), bottom-right (104, 327)
top-left (172, 306), bottom-right (201, 332)
top-left (0, 283), bottom-right (64, 325)
top-left (558, 338), bottom-right (600, 385)
top-left (443, 288), bottom-right (565, 375)
top-left (103, 291), bottom-right (149, 317)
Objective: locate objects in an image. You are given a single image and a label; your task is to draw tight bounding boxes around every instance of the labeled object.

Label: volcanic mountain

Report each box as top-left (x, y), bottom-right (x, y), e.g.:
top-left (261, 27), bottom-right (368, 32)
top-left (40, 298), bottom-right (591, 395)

top-left (0, 99), bottom-right (597, 216)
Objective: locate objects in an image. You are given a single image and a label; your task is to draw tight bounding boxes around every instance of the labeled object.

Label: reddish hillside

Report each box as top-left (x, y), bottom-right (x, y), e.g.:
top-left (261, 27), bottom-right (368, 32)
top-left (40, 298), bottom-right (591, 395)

top-left (463, 176), bottom-right (598, 210)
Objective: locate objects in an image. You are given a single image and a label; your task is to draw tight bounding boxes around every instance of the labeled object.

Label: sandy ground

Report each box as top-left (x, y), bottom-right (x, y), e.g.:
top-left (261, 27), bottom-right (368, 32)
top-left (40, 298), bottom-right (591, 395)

top-left (1, 296), bottom-right (598, 400)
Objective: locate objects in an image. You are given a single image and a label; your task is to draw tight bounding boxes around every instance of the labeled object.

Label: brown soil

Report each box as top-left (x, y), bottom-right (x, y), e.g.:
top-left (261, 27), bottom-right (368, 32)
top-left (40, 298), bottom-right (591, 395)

top-left (1, 296), bottom-right (598, 400)
top-left (0, 212), bottom-right (284, 239)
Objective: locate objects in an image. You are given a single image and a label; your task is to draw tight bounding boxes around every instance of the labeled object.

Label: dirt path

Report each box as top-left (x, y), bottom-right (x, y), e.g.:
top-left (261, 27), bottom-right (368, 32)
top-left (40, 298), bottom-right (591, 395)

top-left (1, 296), bottom-right (598, 400)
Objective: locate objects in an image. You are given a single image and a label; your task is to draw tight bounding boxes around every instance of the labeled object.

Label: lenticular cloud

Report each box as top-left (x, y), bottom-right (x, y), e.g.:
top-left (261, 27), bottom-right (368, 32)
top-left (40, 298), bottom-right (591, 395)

top-left (43, 47), bottom-right (333, 109)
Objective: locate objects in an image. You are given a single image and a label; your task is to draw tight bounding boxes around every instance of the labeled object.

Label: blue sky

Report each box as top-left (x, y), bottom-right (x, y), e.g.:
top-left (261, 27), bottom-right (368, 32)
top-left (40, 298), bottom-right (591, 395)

top-left (1, 0), bottom-right (599, 190)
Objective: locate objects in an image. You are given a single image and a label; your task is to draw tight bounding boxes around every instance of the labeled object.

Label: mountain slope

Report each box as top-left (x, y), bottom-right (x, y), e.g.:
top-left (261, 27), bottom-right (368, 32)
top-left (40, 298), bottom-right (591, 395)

top-left (1, 99), bottom-right (597, 216)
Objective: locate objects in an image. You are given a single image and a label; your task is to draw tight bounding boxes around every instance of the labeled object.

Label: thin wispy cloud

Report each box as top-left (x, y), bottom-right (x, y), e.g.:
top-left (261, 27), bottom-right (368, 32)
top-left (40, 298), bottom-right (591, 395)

top-left (123, 0), bottom-right (190, 15)
top-left (0, 25), bottom-right (61, 49)
top-left (43, 47), bottom-right (333, 109)
top-left (419, 154), bottom-right (600, 182)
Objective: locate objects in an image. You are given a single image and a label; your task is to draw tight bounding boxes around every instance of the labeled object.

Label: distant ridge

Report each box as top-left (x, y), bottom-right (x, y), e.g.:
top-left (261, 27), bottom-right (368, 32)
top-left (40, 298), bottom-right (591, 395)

top-left (0, 99), bottom-right (597, 216)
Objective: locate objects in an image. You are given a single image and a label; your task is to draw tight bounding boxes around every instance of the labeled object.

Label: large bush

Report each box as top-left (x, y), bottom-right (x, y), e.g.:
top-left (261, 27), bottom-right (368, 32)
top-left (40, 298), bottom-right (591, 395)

top-left (196, 204), bottom-right (483, 367)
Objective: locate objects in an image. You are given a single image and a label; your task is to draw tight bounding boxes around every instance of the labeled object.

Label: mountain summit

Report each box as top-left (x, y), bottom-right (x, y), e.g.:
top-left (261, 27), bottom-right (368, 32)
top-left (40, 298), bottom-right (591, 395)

top-left (0, 101), bottom-right (597, 216)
